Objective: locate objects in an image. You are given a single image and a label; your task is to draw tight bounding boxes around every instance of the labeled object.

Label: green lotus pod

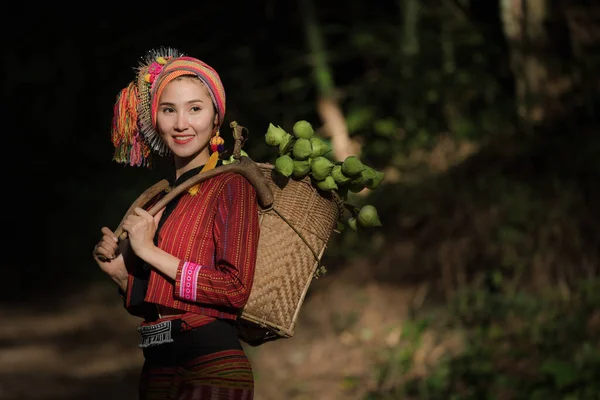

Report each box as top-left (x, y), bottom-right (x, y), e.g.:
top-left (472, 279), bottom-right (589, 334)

top-left (348, 217), bottom-right (358, 232)
top-left (348, 180), bottom-right (366, 193)
top-left (316, 175), bottom-right (338, 191)
top-left (292, 159), bottom-right (311, 178)
top-left (221, 150), bottom-right (248, 165)
top-left (292, 138), bottom-right (312, 160)
top-left (265, 123), bottom-right (287, 147)
top-left (331, 165), bottom-right (351, 185)
top-left (367, 170), bottom-right (385, 189)
top-left (310, 137), bottom-right (330, 157)
top-left (341, 156), bottom-right (365, 177)
top-left (310, 156), bottom-right (335, 181)
top-left (352, 165), bottom-right (378, 188)
top-left (292, 120), bottom-right (314, 139)
top-left (350, 172), bottom-right (370, 187)
top-left (275, 154), bottom-right (294, 177)
top-left (363, 165), bottom-right (378, 181)
top-left (279, 133), bottom-right (295, 155)
top-left (357, 205), bottom-right (382, 228)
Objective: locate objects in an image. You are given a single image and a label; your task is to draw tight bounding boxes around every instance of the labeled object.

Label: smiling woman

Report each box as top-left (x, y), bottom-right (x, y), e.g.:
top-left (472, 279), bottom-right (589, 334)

top-left (156, 76), bottom-right (218, 170)
top-left (92, 48), bottom-right (259, 400)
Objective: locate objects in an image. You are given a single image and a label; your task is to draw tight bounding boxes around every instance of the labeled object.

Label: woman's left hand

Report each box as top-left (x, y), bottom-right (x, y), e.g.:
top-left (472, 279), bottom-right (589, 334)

top-left (122, 207), bottom-right (161, 257)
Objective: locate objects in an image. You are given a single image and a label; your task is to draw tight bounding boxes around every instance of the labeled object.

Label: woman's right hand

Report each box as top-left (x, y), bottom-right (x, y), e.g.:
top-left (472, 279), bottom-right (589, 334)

top-left (93, 227), bottom-right (128, 288)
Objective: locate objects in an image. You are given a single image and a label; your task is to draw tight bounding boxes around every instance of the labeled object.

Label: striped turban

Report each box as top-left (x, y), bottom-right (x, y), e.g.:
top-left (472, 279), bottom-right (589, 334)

top-left (150, 56), bottom-right (226, 132)
top-left (111, 48), bottom-right (227, 167)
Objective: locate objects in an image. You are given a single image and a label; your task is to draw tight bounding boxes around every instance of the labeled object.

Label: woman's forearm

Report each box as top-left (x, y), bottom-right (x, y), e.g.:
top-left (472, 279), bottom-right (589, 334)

top-left (112, 275), bottom-right (128, 293)
top-left (136, 245), bottom-right (180, 280)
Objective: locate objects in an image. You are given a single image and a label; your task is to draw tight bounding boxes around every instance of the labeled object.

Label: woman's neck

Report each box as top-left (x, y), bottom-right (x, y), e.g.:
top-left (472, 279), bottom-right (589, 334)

top-left (174, 152), bottom-right (210, 179)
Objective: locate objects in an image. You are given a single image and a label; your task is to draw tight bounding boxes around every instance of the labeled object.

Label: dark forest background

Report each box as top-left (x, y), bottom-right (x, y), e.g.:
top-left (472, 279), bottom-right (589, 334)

top-left (4, 1), bottom-right (600, 398)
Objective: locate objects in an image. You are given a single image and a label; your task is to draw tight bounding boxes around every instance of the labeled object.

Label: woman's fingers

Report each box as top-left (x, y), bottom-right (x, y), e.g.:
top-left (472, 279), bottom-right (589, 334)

top-left (93, 227), bottom-right (120, 261)
top-left (100, 226), bottom-right (118, 242)
top-left (94, 242), bottom-right (112, 261)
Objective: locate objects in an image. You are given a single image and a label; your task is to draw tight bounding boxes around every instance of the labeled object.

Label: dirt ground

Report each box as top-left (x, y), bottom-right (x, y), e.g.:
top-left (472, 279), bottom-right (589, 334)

top-left (0, 262), bottom-right (424, 400)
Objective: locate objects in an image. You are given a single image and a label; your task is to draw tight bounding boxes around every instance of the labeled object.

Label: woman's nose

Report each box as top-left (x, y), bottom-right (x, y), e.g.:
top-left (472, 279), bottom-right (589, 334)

top-left (174, 113), bottom-right (189, 131)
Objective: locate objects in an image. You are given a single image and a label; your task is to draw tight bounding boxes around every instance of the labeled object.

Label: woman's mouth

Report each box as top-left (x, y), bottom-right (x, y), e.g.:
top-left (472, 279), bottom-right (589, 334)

top-left (172, 135), bottom-right (195, 145)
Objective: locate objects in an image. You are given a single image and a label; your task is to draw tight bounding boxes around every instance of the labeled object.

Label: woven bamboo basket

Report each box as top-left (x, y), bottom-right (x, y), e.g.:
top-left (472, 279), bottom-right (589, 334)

top-left (236, 162), bottom-right (344, 346)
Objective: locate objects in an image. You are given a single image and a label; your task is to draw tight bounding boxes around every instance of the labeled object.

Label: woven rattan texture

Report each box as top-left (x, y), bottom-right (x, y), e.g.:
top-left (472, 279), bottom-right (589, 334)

top-left (238, 164), bottom-right (340, 343)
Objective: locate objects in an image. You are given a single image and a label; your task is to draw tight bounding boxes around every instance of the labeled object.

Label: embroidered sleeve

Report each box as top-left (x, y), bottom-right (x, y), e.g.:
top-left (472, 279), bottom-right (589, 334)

top-left (174, 174), bottom-right (260, 309)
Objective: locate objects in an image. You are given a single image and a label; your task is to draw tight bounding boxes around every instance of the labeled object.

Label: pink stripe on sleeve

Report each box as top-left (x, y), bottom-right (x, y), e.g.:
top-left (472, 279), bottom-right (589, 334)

top-left (179, 262), bottom-right (202, 302)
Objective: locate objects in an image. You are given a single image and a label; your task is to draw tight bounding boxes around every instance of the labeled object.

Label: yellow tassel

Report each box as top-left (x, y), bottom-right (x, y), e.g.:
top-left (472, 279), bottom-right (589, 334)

top-left (188, 151), bottom-right (220, 195)
top-left (156, 57), bottom-right (168, 65)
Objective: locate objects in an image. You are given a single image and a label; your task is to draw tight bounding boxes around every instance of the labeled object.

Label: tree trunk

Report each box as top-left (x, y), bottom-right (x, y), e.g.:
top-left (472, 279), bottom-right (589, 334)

top-left (499, 0), bottom-right (580, 131)
top-left (299, 0), bottom-right (360, 162)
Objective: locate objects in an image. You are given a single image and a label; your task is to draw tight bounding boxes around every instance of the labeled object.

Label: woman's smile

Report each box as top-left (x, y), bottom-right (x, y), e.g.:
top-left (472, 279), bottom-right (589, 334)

top-left (172, 134), bottom-right (195, 145)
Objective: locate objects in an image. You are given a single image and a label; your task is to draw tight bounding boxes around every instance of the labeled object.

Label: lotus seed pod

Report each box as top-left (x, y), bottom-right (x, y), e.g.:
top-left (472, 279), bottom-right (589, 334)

top-left (310, 137), bottom-right (330, 157)
top-left (367, 170), bottom-right (385, 189)
top-left (348, 180), bottom-right (366, 193)
top-left (310, 156), bottom-right (335, 181)
top-left (341, 156), bottom-right (365, 177)
top-left (292, 159), bottom-right (311, 178)
top-left (357, 205), bottom-right (382, 228)
top-left (265, 123), bottom-right (287, 146)
top-left (352, 166), bottom-right (378, 188)
top-left (292, 138), bottom-right (313, 160)
top-left (292, 120), bottom-right (314, 139)
top-left (275, 155), bottom-right (294, 177)
top-left (350, 172), bottom-right (370, 187)
top-left (348, 217), bottom-right (358, 232)
top-left (279, 133), bottom-right (295, 155)
top-left (362, 166), bottom-right (378, 183)
top-left (316, 175), bottom-right (338, 191)
top-left (331, 165), bottom-right (351, 185)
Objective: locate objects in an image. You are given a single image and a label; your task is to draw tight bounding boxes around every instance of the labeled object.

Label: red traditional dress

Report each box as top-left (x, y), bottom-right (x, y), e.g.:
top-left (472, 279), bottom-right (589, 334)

top-left (122, 163), bottom-right (259, 400)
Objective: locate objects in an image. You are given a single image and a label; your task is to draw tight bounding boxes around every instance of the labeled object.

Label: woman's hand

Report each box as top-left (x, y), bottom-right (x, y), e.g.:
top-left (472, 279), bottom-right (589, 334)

top-left (93, 227), bottom-right (128, 291)
top-left (121, 207), bottom-right (160, 259)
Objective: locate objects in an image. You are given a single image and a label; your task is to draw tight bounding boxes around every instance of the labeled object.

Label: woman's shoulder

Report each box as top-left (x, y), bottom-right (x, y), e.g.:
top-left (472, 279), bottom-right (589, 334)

top-left (203, 168), bottom-right (253, 191)
top-left (216, 170), bottom-right (253, 187)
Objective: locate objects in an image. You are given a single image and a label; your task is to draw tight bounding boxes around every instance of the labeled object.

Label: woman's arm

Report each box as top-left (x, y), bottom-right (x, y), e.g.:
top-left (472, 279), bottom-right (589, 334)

top-left (125, 174), bottom-right (260, 310)
top-left (173, 174), bottom-right (260, 309)
top-left (94, 227), bottom-right (154, 318)
top-left (93, 227), bottom-right (128, 292)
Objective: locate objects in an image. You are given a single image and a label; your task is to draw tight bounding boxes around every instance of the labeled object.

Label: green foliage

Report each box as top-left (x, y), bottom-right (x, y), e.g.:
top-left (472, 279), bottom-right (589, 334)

top-left (365, 279), bottom-right (600, 399)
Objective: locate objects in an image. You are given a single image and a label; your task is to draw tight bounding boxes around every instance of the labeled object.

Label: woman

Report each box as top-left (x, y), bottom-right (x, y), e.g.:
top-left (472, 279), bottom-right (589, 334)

top-left (93, 48), bottom-right (259, 399)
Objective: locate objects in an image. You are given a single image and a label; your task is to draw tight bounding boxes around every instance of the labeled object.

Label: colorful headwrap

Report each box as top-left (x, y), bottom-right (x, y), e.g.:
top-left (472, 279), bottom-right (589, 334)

top-left (111, 47), bottom-right (226, 167)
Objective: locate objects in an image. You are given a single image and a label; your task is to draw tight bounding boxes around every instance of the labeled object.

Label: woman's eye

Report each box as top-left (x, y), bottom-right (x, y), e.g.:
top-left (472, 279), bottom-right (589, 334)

top-left (190, 106), bottom-right (201, 112)
top-left (162, 107), bottom-right (174, 113)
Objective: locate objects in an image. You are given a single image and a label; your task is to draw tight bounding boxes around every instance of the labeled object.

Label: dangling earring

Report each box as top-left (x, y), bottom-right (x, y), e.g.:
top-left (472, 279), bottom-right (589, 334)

top-left (210, 130), bottom-right (225, 153)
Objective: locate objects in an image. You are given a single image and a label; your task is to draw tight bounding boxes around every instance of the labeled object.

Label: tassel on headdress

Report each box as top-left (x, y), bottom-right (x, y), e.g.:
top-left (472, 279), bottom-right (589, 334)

top-left (111, 81), bottom-right (151, 167)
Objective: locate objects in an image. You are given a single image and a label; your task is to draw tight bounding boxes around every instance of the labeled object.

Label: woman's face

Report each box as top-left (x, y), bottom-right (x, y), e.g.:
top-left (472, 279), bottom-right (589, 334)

top-left (156, 76), bottom-right (218, 167)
